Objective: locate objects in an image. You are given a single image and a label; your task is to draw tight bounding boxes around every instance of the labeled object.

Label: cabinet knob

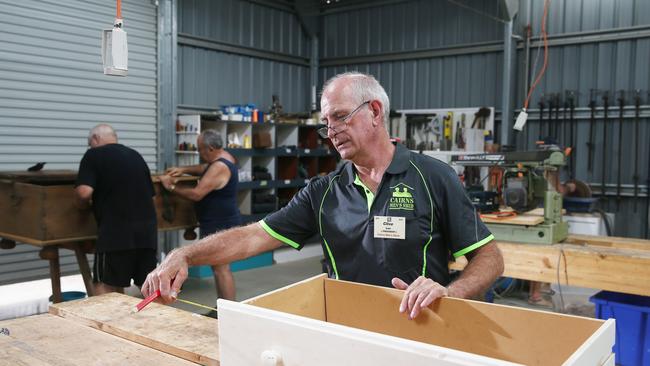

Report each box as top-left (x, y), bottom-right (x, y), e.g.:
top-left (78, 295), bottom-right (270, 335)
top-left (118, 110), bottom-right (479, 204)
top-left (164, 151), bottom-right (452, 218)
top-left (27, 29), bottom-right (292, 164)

top-left (260, 350), bottom-right (283, 366)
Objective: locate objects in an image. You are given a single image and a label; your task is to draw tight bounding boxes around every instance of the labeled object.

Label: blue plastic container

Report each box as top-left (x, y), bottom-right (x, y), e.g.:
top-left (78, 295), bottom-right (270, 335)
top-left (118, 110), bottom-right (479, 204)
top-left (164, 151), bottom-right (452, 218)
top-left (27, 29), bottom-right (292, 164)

top-left (61, 291), bottom-right (86, 302)
top-left (590, 291), bottom-right (650, 366)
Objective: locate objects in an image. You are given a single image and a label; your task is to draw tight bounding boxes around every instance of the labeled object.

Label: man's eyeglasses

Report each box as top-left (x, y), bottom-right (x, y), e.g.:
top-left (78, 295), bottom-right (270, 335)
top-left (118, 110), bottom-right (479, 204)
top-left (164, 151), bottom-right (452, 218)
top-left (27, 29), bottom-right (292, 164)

top-left (317, 101), bottom-right (370, 139)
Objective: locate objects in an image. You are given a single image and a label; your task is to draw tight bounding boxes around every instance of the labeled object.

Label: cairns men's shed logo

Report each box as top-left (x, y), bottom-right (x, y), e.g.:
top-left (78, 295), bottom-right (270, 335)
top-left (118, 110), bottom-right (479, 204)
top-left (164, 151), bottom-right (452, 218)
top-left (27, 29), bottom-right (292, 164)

top-left (389, 183), bottom-right (415, 211)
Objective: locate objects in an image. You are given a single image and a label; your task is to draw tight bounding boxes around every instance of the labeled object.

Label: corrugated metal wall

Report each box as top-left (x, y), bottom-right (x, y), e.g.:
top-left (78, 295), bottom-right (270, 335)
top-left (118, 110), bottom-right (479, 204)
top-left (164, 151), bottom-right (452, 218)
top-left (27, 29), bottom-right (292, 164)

top-left (319, 0), bottom-right (650, 238)
top-left (320, 0), bottom-right (504, 109)
top-left (0, 0), bottom-right (158, 284)
top-left (177, 0), bottom-right (311, 112)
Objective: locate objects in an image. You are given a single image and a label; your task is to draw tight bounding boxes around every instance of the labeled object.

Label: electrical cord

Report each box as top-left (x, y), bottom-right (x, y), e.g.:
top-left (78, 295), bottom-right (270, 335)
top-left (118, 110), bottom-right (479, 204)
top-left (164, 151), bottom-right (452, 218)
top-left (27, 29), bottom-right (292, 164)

top-left (593, 208), bottom-right (612, 236)
top-left (555, 244), bottom-right (567, 313)
top-left (523, 0), bottom-right (550, 110)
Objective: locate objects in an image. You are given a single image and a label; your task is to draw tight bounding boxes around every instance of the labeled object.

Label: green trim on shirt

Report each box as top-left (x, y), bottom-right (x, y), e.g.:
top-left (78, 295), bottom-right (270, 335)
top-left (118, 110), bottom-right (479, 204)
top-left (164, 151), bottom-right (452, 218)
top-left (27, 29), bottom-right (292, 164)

top-left (353, 174), bottom-right (375, 213)
top-left (453, 234), bottom-right (495, 258)
top-left (259, 220), bottom-right (300, 249)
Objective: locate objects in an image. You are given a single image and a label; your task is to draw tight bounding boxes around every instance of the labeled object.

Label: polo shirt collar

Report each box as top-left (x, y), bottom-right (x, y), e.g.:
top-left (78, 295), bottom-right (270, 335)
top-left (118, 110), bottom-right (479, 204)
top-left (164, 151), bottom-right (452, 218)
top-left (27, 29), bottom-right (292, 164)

top-left (341, 143), bottom-right (411, 185)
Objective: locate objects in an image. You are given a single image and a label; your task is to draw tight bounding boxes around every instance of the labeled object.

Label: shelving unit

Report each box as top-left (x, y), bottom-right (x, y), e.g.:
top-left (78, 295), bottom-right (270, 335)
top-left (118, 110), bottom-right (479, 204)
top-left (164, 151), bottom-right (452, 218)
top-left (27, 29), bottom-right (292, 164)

top-left (175, 114), bottom-right (339, 224)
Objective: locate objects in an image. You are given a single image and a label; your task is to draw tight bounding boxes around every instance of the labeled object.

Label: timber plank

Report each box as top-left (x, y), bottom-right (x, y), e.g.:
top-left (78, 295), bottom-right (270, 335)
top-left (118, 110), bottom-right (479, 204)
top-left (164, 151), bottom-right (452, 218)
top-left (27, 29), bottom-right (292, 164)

top-left (50, 293), bottom-right (219, 365)
top-left (0, 314), bottom-right (197, 365)
top-left (564, 234), bottom-right (650, 251)
top-left (480, 215), bottom-right (544, 226)
top-left (450, 239), bottom-right (650, 296)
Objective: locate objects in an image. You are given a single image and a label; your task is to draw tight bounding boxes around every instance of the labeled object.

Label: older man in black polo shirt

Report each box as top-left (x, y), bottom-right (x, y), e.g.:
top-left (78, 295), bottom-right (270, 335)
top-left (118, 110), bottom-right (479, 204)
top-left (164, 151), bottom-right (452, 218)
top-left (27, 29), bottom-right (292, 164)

top-left (143, 72), bottom-right (503, 319)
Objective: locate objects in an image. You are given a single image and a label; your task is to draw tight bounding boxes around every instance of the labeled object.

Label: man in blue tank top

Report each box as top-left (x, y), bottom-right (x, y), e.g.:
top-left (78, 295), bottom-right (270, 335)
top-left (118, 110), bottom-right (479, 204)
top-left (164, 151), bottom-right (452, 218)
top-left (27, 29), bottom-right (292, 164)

top-left (159, 129), bottom-right (241, 306)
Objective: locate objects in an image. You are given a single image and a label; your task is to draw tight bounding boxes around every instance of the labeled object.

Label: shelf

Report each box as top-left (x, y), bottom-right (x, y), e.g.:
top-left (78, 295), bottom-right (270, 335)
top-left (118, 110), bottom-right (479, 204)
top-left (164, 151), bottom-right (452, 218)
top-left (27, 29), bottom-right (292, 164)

top-left (238, 179), bottom-right (308, 190)
top-left (276, 178), bottom-right (309, 189)
top-left (238, 180), bottom-right (274, 190)
top-left (176, 113), bottom-right (338, 223)
top-left (176, 131), bottom-right (200, 135)
top-left (226, 148), bottom-right (277, 157)
top-left (298, 148), bottom-right (335, 157)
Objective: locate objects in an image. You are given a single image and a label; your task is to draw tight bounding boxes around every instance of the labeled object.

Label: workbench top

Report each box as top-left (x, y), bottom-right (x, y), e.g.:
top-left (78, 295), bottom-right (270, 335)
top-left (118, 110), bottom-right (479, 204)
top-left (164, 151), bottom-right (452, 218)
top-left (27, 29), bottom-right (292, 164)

top-left (0, 293), bottom-right (218, 365)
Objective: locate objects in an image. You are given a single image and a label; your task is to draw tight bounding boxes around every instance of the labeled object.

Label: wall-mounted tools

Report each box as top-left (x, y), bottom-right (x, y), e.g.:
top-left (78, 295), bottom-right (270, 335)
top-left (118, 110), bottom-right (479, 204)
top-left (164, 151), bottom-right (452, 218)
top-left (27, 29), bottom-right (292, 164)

top-left (633, 91), bottom-right (641, 213)
top-left (616, 91), bottom-right (625, 211)
top-left (442, 112), bottom-right (453, 150)
top-left (587, 90), bottom-right (596, 173)
top-left (601, 91), bottom-right (609, 205)
top-left (567, 91), bottom-right (576, 179)
top-left (538, 96), bottom-right (545, 141)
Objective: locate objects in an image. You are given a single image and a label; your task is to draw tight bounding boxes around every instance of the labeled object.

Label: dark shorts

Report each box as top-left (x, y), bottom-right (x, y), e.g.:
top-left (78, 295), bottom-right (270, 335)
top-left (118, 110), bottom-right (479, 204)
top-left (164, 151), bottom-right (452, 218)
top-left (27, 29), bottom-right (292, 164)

top-left (93, 249), bottom-right (157, 288)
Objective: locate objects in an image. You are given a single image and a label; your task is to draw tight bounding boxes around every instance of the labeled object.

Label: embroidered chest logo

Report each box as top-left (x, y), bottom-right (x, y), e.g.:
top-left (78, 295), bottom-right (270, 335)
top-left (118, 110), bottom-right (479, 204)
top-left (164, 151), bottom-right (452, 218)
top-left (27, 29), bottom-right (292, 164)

top-left (389, 183), bottom-right (415, 211)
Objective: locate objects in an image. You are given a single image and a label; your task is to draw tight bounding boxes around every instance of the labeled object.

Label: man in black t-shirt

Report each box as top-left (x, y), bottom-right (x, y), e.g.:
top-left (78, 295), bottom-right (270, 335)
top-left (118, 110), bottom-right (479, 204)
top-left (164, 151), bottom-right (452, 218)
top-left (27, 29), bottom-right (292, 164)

top-left (75, 124), bottom-right (157, 295)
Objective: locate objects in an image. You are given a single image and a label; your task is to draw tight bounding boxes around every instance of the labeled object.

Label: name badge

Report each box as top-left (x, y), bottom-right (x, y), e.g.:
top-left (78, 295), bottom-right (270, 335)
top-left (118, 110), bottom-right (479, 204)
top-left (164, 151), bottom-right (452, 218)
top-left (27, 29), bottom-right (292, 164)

top-left (373, 216), bottom-right (406, 240)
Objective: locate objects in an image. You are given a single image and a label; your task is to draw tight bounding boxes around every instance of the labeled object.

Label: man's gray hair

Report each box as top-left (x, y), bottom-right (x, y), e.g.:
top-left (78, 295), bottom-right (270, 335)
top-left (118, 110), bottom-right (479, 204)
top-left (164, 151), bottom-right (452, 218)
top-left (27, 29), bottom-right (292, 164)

top-left (201, 129), bottom-right (223, 149)
top-left (322, 72), bottom-right (390, 124)
top-left (88, 124), bottom-right (117, 143)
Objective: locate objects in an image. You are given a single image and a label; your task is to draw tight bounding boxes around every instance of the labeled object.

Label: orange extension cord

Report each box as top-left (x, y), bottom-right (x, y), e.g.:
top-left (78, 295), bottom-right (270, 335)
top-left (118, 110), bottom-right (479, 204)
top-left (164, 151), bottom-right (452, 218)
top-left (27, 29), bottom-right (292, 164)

top-left (523, 0), bottom-right (550, 110)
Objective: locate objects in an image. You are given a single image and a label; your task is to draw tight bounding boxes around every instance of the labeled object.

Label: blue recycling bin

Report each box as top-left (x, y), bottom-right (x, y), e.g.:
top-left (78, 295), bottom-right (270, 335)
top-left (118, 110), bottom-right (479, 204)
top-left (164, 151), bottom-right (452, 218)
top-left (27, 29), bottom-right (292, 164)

top-left (590, 291), bottom-right (650, 366)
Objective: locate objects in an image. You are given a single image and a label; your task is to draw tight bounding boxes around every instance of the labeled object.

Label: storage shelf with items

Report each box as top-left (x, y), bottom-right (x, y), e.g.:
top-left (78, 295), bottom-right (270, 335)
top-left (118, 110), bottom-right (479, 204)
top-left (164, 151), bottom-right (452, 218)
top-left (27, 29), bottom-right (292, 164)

top-left (174, 110), bottom-right (339, 220)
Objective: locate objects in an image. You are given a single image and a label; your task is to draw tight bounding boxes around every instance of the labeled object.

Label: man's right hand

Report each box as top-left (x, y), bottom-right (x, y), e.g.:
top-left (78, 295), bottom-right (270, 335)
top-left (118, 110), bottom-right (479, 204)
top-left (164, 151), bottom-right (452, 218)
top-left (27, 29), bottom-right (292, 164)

top-left (141, 249), bottom-right (189, 304)
top-left (166, 166), bottom-right (185, 177)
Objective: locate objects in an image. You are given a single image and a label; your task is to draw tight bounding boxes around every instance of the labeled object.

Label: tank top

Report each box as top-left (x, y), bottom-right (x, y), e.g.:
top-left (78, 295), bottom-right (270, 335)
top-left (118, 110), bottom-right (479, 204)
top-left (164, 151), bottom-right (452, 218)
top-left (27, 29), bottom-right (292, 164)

top-left (195, 158), bottom-right (241, 226)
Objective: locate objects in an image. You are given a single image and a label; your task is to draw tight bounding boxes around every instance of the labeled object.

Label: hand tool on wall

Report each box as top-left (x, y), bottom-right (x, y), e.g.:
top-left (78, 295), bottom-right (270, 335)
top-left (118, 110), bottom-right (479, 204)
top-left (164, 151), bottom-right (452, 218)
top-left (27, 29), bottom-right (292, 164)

top-left (538, 96), bottom-right (545, 141)
top-left (616, 90), bottom-right (625, 211)
top-left (546, 93), bottom-right (553, 139)
top-left (456, 113), bottom-right (466, 149)
top-left (568, 91), bottom-right (576, 178)
top-left (554, 93), bottom-right (561, 141)
top-left (562, 93), bottom-right (568, 146)
top-left (587, 90), bottom-right (596, 172)
top-left (472, 107), bottom-right (491, 129)
top-left (601, 91), bottom-right (609, 207)
top-left (443, 112), bottom-right (453, 150)
top-left (633, 90), bottom-right (641, 212)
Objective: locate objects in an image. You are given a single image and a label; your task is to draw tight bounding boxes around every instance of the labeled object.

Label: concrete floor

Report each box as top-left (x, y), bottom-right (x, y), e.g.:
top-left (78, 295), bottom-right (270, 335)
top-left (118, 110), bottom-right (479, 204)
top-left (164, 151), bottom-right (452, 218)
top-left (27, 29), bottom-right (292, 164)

top-left (168, 256), bottom-right (324, 314)
top-left (163, 256), bottom-right (596, 319)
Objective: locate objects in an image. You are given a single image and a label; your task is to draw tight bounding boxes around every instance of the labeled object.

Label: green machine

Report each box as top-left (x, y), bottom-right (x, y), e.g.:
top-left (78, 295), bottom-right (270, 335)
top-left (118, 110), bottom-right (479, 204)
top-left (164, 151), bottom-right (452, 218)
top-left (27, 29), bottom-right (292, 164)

top-left (452, 150), bottom-right (568, 244)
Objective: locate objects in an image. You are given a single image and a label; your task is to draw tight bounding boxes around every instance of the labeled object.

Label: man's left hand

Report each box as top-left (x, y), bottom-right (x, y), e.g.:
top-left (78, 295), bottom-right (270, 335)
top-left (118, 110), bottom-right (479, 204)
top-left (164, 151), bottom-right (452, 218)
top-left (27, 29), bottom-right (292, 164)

top-left (159, 175), bottom-right (173, 190)
top-left (392, 276), bottom-right (448, 319)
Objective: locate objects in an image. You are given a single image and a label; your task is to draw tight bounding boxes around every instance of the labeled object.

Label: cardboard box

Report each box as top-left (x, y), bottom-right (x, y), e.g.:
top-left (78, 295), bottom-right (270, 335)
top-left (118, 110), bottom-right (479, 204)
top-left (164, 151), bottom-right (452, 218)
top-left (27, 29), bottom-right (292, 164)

top-left (253, 132), bottom-right (273, 148)
top-left (218, 274), bottom-right (615, 366)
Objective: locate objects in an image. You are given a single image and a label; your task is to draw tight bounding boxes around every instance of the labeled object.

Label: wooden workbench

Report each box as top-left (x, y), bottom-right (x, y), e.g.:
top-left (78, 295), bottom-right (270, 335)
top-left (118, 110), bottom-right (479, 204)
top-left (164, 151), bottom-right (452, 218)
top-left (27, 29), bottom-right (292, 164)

top-left (450, 234), bottom-right (650, 296)
top-left (0, 170), bottom-right (199, 302)
top-left (0, 293), bottom-right (218, 365)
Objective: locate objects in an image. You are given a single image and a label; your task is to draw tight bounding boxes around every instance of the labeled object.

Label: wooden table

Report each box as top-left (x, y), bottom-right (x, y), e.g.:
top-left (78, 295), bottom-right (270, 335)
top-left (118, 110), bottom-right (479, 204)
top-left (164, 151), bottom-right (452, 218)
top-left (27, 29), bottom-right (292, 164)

top-left (0, 293), bottom-right (218, 365)
top-left (0, 170), bottom-right (198, 302)
top-left (450, 234), bottom-right (650, 297)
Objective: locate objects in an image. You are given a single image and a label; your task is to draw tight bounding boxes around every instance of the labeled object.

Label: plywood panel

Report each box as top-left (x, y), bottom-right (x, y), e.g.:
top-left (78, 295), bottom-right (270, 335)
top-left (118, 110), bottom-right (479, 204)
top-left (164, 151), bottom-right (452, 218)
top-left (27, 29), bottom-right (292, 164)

top-left (50, 292), bottom-right (218, 365)
top-left (0, 314), bottom-right (197, 365)
top-left (450, 239), bottom-right (650, 296)
top-left (324, 279), bottom-right (607, 366)
top-left (244, 274), bottom-right (327, 321)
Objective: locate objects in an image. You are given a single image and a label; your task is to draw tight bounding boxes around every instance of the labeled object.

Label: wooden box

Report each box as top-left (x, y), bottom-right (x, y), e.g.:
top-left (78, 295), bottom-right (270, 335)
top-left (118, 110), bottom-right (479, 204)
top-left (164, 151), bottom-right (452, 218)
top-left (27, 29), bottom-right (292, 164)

top-left (0, 170), bottom-right (197, 244)
top-left (218, 274), bottom-right (615, 366)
